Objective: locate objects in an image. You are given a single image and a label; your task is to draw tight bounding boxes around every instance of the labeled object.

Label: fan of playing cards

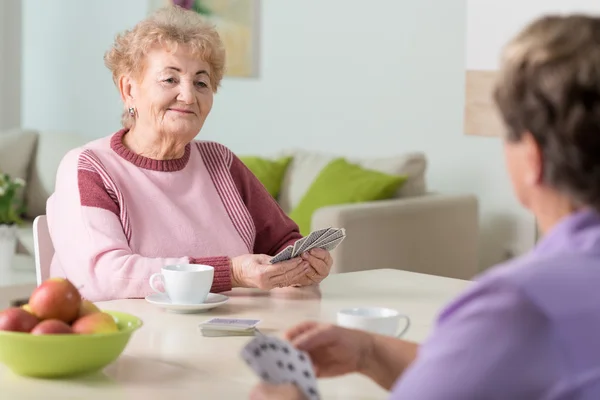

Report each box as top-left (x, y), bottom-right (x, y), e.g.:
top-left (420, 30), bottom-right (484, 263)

top-left (241, 334), bottom-right (321, 400)
top-left (270, 227), bottom-right (346, 264)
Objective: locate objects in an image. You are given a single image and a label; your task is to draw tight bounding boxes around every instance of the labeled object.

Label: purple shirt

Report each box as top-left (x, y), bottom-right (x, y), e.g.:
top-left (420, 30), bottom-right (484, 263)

top-left (390, 209), bottom-right (600, 399)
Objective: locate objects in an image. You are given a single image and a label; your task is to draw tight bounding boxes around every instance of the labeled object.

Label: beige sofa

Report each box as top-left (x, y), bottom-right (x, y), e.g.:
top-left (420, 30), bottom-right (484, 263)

top-left (0, 129), bottom-right (479, 280)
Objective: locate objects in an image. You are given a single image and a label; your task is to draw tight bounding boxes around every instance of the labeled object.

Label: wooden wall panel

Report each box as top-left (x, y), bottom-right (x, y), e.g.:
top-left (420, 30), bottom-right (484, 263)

top-left (464, 70), bottom-right (505, 137)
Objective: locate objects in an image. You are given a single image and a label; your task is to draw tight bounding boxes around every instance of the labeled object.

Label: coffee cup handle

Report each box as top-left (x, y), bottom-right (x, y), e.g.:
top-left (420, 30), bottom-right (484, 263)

top-left (396, 315), bottom-right (411, 338)
top-left (149, 273), bottom-right (165, 294)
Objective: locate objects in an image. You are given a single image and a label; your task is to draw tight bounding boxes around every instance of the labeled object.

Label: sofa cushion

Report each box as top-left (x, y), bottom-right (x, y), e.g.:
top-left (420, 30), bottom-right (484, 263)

top-left (239, 155), bottom-right (292, 199)
top-left (0, 129), bottom-right (38, 206)
top-left (289, 158), bottom-right (407, 235)
top-left (278, 149), bottom-right (427, 214)
top-left (25, 132), bottom-right (89, 218)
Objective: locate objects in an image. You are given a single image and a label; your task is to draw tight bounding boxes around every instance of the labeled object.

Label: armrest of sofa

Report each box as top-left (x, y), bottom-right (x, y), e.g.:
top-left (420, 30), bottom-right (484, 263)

top-left (311, 194), bottom-right (479, 280)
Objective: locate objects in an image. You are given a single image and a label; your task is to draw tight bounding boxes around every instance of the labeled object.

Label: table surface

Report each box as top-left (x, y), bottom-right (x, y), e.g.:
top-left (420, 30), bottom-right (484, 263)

top-left (0, 269), bottom-right (471, 399)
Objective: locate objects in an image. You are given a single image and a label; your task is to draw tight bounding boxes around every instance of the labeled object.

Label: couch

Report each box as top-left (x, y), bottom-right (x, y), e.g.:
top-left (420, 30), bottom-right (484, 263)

top-left (0, 128), bottom-right (479, 280)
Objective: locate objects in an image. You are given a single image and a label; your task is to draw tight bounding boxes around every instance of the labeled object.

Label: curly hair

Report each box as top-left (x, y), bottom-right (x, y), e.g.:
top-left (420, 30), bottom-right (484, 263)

top-left (104, 5), bottom-right (226, 128)
top-left (494, 14), bottom-right (600, 209)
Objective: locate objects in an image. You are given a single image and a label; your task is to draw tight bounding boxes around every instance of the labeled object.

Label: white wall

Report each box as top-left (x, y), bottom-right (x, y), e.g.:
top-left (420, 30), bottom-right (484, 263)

top-left (0, 0), bottom-right (22, 130)
top-left (21, 0), bottom-right (144, 136)
top-left (24, 0), bottom-right (600, 270)
top-left (467, 0), bottom-right (600, 70)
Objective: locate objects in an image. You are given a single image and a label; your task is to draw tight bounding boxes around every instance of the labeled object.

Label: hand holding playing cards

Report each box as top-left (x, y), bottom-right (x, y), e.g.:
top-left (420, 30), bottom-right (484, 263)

top-left (285, 321), bottom-right (372, 378)
top-left (249, 383), bottom-right (306, 400)
top-left (231, 254), bottom-right (311, 290)
top-left (296, 248), bottom-right (332, 286)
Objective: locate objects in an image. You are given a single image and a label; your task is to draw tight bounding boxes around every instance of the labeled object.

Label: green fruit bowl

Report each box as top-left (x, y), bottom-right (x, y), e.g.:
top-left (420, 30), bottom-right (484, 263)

top-left (0, 311), bottom-right (142, 378)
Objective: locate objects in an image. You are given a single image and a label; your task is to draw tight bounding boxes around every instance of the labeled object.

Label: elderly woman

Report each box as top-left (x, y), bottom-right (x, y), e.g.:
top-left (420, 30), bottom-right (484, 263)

top-left (251, 14), bottom-right (600, 400)
top-left (46, 6), bottom-right (332, 302)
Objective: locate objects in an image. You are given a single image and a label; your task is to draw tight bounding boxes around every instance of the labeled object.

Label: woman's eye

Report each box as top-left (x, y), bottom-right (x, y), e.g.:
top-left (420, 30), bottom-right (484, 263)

top-left (164, 78), bottom-right (176, 84)
top-left (196, 81), bottom-right (208, 88)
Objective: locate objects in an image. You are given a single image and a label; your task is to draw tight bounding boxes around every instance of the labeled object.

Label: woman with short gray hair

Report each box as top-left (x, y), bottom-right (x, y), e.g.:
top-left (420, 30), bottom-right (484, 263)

top-left (252, 13), bottom-right (600, 400)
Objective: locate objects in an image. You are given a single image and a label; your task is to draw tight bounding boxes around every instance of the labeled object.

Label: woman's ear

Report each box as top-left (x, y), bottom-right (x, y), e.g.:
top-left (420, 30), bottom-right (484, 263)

top-left (522, 132), bottom-right (544, 186)
top-left (118, 75), bottom-right (135, 105)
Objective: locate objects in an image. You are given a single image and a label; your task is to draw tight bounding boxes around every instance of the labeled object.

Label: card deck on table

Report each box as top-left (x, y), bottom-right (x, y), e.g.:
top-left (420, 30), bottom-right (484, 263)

top-left (199, 318), bottom-right (262, 337)
top-left (270, 227), bottom-right (346, 264)
top-left (199, 318), bottom-right (261, 331)
top-left (201, 328), bottom-right (258, 337)
top-left (241, 334), bottom-right (321, 400)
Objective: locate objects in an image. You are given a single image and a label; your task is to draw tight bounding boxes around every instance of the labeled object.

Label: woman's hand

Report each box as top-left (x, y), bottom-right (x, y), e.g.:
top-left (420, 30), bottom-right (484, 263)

top-left (285, 321), bottom-right (373, 378)
top-left (249, 383), bottom-right (306, 400)
top-left (295, 248), bottom-right (333, 286)
top-left (231, 254), bottom-right (311, 290)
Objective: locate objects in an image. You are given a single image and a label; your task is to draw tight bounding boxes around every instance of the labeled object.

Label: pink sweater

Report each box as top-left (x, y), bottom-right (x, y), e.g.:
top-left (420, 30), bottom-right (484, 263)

top-left (47, 129), bottom-right (302, 301)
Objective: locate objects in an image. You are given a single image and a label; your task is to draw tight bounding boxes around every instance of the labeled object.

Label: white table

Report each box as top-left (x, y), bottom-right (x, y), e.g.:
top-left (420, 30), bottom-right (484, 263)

top-left (0, 269), bottom-right (471, 399)
top-left (0, 254), bottom-right (37, 288)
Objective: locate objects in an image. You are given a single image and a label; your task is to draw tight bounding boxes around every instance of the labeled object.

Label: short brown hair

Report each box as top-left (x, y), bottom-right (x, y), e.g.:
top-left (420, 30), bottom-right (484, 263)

top-left (104, 5), bottom-right (226, 128)
top-left (494, 14), bottom-right (600, 208)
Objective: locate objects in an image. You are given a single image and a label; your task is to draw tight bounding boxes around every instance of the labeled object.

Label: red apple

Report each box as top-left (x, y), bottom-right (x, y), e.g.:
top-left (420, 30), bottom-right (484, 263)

top-left (29, 278), bottom-right (82, 323)
top-left (31, 319), bottom-right (74, 335)
top-left (77, 299), bottom-right (100, 318)
top-left (21, 303), bottom-right (35, 316)
top-left (0, 307), bottom-right (40, 332)
top-left (72, 312), bottom-right (118, 334)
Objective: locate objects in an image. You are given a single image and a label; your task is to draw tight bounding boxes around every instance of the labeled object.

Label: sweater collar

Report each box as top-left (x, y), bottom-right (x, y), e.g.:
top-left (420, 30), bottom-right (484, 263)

top-left (110, 129), bottom-right (191, 172)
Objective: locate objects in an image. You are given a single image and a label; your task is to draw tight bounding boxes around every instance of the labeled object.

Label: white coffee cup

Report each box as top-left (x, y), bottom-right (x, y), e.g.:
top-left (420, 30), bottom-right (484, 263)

top-left (149, 264), bottom-right (214, 304)
top-left (337, 307), bottom-right (411, 337)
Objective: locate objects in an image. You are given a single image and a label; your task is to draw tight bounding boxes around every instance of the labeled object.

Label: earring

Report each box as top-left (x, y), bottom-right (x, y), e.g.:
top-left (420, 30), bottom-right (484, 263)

top-left (128, 107), bottom-right (135, 117)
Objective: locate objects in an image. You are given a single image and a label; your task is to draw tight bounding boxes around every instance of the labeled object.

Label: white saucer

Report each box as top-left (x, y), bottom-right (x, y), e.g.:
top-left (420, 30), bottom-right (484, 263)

top-left (145, 293), bottom-right (229, 313)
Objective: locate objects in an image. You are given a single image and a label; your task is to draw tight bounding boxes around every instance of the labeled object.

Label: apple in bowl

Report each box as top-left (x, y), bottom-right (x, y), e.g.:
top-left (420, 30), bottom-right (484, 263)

top-left (0, 278), bottom-right (118, 335)
top-left (0, 278), bottom-right (142, 378)
top-left (0, 307), bottom-right (39, 333)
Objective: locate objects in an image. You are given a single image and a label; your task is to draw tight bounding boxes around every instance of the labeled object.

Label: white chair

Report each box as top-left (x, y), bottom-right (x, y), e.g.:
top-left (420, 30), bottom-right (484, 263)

top-left (33, 215), bottom-right (54, 286)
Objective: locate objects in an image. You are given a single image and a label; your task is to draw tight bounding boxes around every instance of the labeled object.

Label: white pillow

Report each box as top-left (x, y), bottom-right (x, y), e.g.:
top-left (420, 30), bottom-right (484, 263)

top-left (26, 132), bottom-right (91, 218)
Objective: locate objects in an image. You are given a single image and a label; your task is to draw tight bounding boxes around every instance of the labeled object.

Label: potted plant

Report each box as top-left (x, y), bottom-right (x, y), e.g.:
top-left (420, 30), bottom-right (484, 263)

top-left (0, 173), bottom-right (26, 271)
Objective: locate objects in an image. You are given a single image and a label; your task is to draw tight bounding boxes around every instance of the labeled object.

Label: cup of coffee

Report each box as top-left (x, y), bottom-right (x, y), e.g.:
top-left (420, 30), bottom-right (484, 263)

top-left (337, 307), bottom-right (410, 337)
top-left (149, 264), bottom-right (214, 304)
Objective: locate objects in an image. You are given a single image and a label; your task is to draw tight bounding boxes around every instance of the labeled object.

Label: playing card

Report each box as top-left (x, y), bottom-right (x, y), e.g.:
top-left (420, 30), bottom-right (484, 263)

top-left (295, 227), bottom-right (332, 256)
top-left (241, 335), bottom-right (320, 400)
top-left (320, 235), bottom-right (345, 252)
top-left (270, 227), bottom-right (346, 264)
top-left (291, 236), bottom-right (308, 258)
top-left (310, 228), bottom-right (346, 251)
top-left (270, 245), bottom-right (294, 264)
top-left (199, 318), bottom-right (261, 332)
top-left (309, 228), bottom-right (340, 249)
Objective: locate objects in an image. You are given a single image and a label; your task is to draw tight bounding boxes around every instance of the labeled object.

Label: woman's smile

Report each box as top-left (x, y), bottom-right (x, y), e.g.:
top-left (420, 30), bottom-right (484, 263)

top-left (167, 107), bottom-right (195, 115)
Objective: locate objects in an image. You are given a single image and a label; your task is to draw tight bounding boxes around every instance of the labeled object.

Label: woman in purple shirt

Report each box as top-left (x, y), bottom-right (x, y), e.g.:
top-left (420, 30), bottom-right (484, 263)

top-left (251, 14), bottom-right (600, 400)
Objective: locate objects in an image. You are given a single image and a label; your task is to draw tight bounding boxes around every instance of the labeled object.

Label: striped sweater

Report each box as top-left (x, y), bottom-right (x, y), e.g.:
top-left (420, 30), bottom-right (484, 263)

top-left (46, 129), bottom-right (301, 301)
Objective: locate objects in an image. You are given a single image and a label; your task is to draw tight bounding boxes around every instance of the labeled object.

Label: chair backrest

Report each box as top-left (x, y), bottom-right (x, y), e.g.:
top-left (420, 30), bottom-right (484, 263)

top-left (33, 215), bottom-right (54, 286)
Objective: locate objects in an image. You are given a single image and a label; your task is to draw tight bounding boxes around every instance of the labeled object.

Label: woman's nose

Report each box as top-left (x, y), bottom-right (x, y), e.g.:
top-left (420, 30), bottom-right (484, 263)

top-left (177, 82), bottom-right (195, 104)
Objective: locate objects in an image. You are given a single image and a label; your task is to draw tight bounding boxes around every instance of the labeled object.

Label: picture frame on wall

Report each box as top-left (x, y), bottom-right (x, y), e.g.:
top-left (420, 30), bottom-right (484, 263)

top-left (463, 0), bottom-right (503, 137)
top-left (463, 1), bottom-right (600, 137)
top-left (148, 0), bottom-right (261, 78)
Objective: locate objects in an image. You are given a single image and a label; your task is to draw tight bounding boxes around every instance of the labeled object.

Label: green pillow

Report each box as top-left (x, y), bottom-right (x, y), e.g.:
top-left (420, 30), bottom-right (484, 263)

top-left (239, 156), bottom-right (292, 198)
top-left (289, 158), bottom-right (407, 236)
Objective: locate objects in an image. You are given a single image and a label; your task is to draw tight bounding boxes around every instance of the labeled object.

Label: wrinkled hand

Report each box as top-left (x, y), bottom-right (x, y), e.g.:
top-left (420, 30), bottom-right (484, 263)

top-left (285, 321), bottom-right (372, 378)
top-left (231, 254), bottom-right (310, 290)
top-left (295, 248), bottom-right (333, 286)
top-left (249, 383), bottom-right (306, 400)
